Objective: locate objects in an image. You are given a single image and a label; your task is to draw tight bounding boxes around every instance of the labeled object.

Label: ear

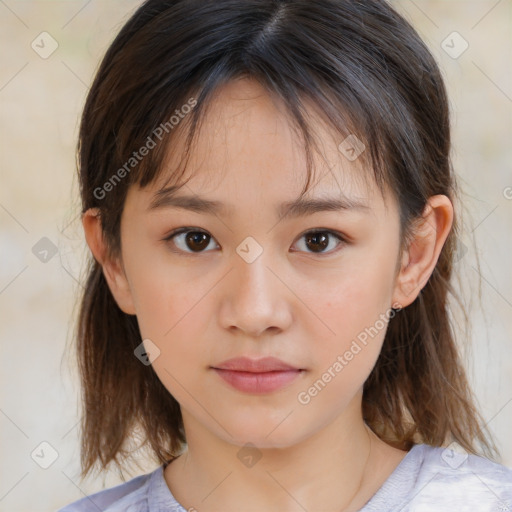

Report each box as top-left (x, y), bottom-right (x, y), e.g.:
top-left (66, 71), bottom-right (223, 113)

top-left (82, 208), bottom-right (137, 315)
top-left (392, 195), bottom-right (454, 308)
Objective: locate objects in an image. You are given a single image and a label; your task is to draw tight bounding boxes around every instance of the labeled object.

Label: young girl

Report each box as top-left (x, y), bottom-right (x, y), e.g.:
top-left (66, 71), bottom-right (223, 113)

top-left (59, 0), bottom-right (512, 510)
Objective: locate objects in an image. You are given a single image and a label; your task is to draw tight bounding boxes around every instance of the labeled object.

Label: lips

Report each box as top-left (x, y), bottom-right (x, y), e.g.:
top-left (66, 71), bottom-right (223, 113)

top-left (211, 357), bottom-right (305, 394)
top-left (212, 356), bottom-right (301, 372)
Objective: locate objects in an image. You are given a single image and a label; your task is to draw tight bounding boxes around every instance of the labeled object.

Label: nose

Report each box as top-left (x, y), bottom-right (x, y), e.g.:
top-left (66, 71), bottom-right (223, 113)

top-left (218, 248), bottom-right (293, 338)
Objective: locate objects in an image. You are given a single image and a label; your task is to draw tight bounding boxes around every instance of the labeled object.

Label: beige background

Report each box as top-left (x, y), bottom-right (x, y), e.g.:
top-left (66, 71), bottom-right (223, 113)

top-left (0, 1), bottom-right (511, 510)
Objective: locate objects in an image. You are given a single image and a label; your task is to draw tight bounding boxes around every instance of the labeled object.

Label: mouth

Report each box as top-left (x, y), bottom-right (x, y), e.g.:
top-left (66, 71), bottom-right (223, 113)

top-left (211, 357), bottom-right (306, 394)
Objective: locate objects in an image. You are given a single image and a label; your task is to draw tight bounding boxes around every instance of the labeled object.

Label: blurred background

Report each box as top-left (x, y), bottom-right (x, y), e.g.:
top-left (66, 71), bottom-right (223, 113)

top-left (0, 1), bottom-right (511, 510)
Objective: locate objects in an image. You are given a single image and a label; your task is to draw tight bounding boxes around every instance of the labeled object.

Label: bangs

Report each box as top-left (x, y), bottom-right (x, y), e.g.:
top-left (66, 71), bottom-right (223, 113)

top-left (81, 0), bottom-right (447, 255)
top-left (129, 76), bottom-right (380, 202)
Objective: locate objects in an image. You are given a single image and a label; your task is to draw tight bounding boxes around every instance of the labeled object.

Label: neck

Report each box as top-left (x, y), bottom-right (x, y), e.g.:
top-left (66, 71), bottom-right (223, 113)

top-left (164, 397), bottom-right (402, 511)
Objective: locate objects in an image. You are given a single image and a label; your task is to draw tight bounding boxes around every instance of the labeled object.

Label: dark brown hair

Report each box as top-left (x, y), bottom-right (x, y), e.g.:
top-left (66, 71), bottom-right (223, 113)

top-left (73, 0), bottom-right (498, 479)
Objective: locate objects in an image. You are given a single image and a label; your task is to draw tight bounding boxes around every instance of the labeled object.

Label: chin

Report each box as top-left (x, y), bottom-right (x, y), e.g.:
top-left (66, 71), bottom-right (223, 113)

top-left (217, 416), bottom-right (308, 450)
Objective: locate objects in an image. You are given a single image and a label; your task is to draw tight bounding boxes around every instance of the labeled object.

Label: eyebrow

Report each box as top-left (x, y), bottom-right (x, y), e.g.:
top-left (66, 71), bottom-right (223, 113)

top-left (147, 186), bottom-right (370, 218)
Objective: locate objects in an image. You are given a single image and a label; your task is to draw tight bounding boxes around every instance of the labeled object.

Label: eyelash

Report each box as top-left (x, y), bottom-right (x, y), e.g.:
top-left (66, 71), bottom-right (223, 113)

top-left (161, 227), bottom-right (348, 257)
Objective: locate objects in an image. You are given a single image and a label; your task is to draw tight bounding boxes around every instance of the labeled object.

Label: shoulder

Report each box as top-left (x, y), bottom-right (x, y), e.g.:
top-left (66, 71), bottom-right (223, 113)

top-left (399, 444), bottom-right (512, 511)
top-left (56, 465), bottom-right (163, 512)
top-left (418, 443), bottom-right (512, 483)
top-left (363, 443), bottom-right (512, 512)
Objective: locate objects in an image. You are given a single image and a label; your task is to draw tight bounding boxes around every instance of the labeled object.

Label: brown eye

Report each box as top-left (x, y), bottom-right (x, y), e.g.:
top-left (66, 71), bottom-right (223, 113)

top-left (164, 229), bottom-right (218, 254)
top-left (293, 230), bottom-right (346, 255)
top-left (184, 231), bottom-right (211, 252)
top-left (163, 227), bottom-right (346, 256)
top-left (305, 232), bottom-right (329, 253)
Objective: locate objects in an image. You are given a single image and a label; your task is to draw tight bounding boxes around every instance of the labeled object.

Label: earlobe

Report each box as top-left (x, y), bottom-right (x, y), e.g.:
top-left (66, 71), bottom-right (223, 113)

top-left (82, 208), bottom-right (137, 316)
top-left (392, 195), bottom-right (454, 308)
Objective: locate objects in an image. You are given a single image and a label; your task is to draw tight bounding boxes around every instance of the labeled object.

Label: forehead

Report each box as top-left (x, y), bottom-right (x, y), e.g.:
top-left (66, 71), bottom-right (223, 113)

top-left (127, 78), bottom-right (391, 215)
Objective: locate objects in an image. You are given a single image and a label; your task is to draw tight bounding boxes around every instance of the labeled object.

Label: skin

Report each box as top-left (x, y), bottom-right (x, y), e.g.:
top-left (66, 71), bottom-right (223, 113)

top-left (83, 77), bottom-right (453, 511)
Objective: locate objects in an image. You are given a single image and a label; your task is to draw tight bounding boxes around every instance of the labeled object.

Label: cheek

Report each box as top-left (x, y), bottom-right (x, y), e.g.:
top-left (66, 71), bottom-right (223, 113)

top-left (301, 252), bottom-right (395, 387)
top-left (312, 264), bottom-right (392, 340)
top-left (141, 305), bottom-right (210, 410)
top-left (134, 283), bottom-right (209, 359)
top-left (297, 287), bottom-right (389, 414)
top-left (123, 240), bottom-right (205, 337)
top-left (128, 261), bottom-right (214, 383)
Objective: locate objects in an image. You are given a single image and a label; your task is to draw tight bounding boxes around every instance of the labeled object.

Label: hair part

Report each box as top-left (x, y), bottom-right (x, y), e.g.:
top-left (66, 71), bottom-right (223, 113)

top-left (74, 0), bottom-right (498, 480)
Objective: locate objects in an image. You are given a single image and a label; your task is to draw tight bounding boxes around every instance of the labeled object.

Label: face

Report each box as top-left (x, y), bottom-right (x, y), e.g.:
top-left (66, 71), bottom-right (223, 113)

top-left (115, 78), bottom-right (403, 449)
